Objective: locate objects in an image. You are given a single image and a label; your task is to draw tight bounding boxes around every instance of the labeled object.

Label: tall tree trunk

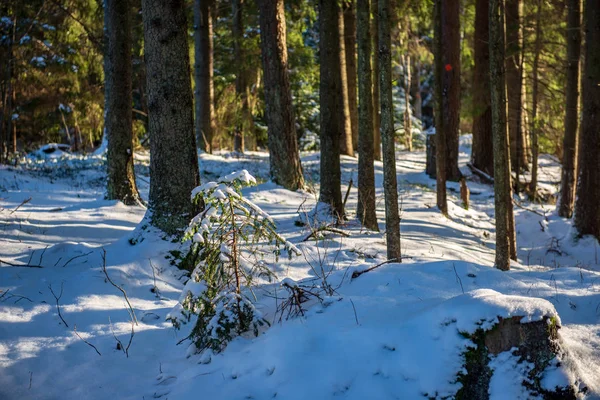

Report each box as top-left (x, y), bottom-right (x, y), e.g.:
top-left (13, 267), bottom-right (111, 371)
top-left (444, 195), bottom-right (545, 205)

top-left (233, 0), bottom-right (247, 154)
top-left (339, 11), bottom-right (354, 157)
top-left (257, 0), bottom-right (304, 191)
top-left (433, 0), bottom-right (447, 214)
top-left (318, 0), bottom-right (344, 220)
top-left (344, 0), bottom-right (359, 151)
top-left (558, 0), bottom-right (581, 218)
top-left (490, 0), bottom-right (516, 270)
top-left (574, 0), bottom-right (600, 240)
top-left (105, 0), bottom-right (140, 205)
top-left (411, 60), bottom-right (422, 121)
top-left (529, 0), bottom-right (543, 199)
top-left (401, 53), bottom-right (412, 151)
top-left (356, 0), bottom-right (378, 231)
top-left (471, 0), bottom-right (494, 176)
top-left (371, 0), bottom-right (381, 161)
top-left (505, 0), bottom-right (527, 173)
top-left (379, 0), bottom-right (401, 260)
top-left (194, 0), bottom-right (215, 153)
top-left (143, 0), bottom-right (201, 234)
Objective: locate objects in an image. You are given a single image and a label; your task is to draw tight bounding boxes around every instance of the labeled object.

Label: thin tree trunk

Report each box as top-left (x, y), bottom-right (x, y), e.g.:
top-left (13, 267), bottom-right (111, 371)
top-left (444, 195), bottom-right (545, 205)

top-left (471, 0), bottom-right (494, 176)
top-left (529, 0), bottom-right (543, 199)
top-left (339, 11), bottom-right (354, 157)
top-left (490, 0), bottom-right (515, 270)
top-left (403, 54), bottom-right (412, 151)
top-left (318, 0), bottom-right (344, 220)
top-left (344, 0), bottom-right (359, 151)
top-left (257, 0), bottom-right (304, 191)
top-left (105, 0), bottom-right (140, 205)
top-left (371, 0), bottom-right (381, 161)
top-left (574, 0), bottom-right (600, 240)
top-left (411, 60), bottom-right (422, 121)
top-left (433, 0), bottom-right (447, 214)
top-left (233, 0), bottom-right (247, 154)
top-left (194, 0), bottom-right (215, 153)
top-left (356, 0), bottom-right (378, 231)
top-left (379, 0), bottom-right (401, 260)
top-left (558, 0), bottom-right (581, 218)
top-left (143, 0), bottom-right (201, 234)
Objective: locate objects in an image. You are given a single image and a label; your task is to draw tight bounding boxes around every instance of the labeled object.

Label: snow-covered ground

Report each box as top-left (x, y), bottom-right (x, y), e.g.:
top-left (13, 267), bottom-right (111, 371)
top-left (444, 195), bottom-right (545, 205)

top-left (1, 141), bottom-right (599, 399)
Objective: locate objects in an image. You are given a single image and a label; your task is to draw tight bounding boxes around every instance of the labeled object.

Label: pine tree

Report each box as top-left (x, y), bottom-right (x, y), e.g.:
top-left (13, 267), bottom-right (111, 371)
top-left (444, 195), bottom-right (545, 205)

top-left (142, 0), bottom-right (201, 234)
top-left (371, 0), bottom-right (381, 161)
top-left (379, 0), bottom-right (401, 259)
top-left (339, 10), bottom-right (354, 157)
top-left (257, 0), bottom-right (304, 191)
top-left (344, 0), bottom-right (359, 151)
top-left (194, 0), bottom-right (215, 153)
top-left (104, 0), bottom-right (140, 205)
top-left (232, 0), bottom-right (248, 154)
top-left (356, 0), bottom-right (378, 231)
top-left (529, 0), bottom-right (543, 199)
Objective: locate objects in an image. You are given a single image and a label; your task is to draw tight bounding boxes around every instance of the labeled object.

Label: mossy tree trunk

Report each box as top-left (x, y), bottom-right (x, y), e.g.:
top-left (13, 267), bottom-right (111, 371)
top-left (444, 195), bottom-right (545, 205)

top-left (558, 0), bottom-right (581, 219)
top-left (194, 0), bottom-right (215, 153)
top-left (379, 0), bottom-right (401, 260)
top-left (257, 0), bottom-right (304, 191)
top-left (143, 0), bottom-right (201, 234)
top-left (104, 0), bottom-right (141, 205)
top-left (356, 0), bottom-right (378, 232)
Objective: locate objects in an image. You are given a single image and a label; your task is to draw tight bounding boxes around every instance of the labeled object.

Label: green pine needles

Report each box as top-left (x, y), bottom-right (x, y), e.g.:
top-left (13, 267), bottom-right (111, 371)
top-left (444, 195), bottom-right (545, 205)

top-left (168, 170), bottom-right (300, 354)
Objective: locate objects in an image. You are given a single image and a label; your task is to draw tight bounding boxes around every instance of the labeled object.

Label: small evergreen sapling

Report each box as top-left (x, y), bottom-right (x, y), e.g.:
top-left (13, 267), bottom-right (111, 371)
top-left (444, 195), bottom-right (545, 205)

top-left (167, 170), bottom-right (300, 353)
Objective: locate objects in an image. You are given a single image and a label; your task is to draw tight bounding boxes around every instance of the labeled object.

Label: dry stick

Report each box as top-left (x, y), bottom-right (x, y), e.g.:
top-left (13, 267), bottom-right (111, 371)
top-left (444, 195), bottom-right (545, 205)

top-left (101, 249), bottom-right (138, 325)
top-left (453, 263), bottom-right (465, 294)
top-left (349, 298), bottom-right (359, 325)
top-left (149, 259), bottom-right (160, 298)
top-left (48, 282), bottom-right (69, 327)
top-left (38, 245), bottom-right (49, 265)
top-left (351, 257), bottom-right (412, 279)
top-left (61, 251), bottom-right (93, 268)
top-left (10, 197), bottom-right (32, 215)
top-left (0, 259), bottom-right (43, 268)
top-left (512, 199), bottom-right (547, 220)
top-left (342, 178), bottom-right (353, 210)
top-left (302, 226), bottom-right (350, 242)
top-left (73, 325), bottom-right (102, 356)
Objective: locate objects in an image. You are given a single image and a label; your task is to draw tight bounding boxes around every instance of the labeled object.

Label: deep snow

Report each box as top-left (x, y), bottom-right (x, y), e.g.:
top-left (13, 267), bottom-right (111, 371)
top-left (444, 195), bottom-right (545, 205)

top-left (1, 141), bottom-right (599, 399)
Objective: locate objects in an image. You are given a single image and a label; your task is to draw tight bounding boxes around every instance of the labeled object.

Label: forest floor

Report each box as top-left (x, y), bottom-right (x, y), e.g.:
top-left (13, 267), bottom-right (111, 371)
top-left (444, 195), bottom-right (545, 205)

top-left (1, 137), bottom-right (599, 399)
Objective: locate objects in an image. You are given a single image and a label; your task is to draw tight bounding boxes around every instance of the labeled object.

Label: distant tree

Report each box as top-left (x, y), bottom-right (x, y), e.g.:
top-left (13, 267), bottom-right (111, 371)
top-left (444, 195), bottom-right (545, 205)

top-left (379, 0), bottom-right (401, 259)
top-left (339, 10), bottom-right (354, 157)
top-left (471, 0), bottom-right (493, 177)
top-left (232, 0), bottom-right (249, 154)
top-left (344, 0), bottom-right (359, 151)
top-left (194, 0), bottom-right (215, 153)
top-left (257, 0), bottom-right (304, 191)
top-left (490, 0), bottom-right (516, 270)
top-left (318, 0), bottom-right (345, 220)
top-left (528, 0), bottom-right (543, 198)
top-left (371, 0), bottom-right (381, 161)
top-left (356, 0), bottom-right (378, 231)
top-left (574, 0), bottom-right (600, 240)
top-left (142, 0), bottom-right (200, 234)
top-left (104, 0), bottom-right (140, 205)
top-left (558, 0), bottom-right (581, 218)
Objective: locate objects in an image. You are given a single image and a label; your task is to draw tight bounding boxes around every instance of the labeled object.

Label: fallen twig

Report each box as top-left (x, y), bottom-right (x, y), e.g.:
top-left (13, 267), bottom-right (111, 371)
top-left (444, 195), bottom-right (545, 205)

top-left (342, 178), bottom-right (353, 210)
top-left (466, 163), bottom-right (494, 184)
top-left (513, 199), bottom-right (548, 220)
top-left (10, 197), bottom-right (32, 214)
top-left (61, 251), bottom-right (93, 268)
top-left (453, 263), bottom-right (465, 294)
top-left (101, 249), bottom-right (138, 325)
top-left (302, 226), bottom-right (350, 242)
top-left (73, 325), bottom-right (101, 356)
top-left (0, 259), bottom-right (44, 268)
top-left (48, 282), bottom-right (69, 327)
top-left (351, 257), bottom-right (412, 279)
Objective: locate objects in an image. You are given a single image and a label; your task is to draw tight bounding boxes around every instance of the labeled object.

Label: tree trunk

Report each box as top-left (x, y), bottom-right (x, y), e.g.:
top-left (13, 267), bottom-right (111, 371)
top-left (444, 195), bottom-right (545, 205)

top-left (318, 0), bottom-right (344, 220)
top-left (403, 54), bottom-right (412, 151)
top-left (558, 0), bottom-right (581, 219)
top-left (574, 0), bottom-right (600, 240)
top-left (339, 11), bottom-right (354, 157)
top-left (505, 0), bottom-right (528, 173)
top-left (529, 0), bottom-right (543, 199)
top-left (471, 0), bottom-right (494, 177)
top-left (143, 0), bottom-right (201, 234)
top-left (356, 0), bottom-right (378, 232)
top-left (490, 0), bottom-right (516, 270)
top-left (257, 0), bottom-right (304, 191)
top-left (371, 0), bottom-right (381, 161)
top-left (194, 0), bottom-right (215, 153)
top-left (379, 0), bottom-right (401, 260)
top-left (104, 0), bottom-right (140, 205)
top-left (433, 0), bottom-right (447, 214)
top-left (411, 60), bottom-right (422, 121)
top-left (344, 0), bottom-right (359, 151)
top-left (233, 0), bottom-right (247, 154)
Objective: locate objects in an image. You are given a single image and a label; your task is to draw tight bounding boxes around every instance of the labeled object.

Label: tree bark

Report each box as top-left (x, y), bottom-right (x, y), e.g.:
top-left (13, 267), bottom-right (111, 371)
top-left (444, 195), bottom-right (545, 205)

top-left (471, 0), bottom-right (494, 177)
top-left (356, 0), bottom-right (378, 231)
top-left (490, 0), bottom-right (516, 270)
top-left (194, 0), bottom-right (215, 153)
top-left (529, 0), bottom-right (543, 198)
top-left (104, 0), bottom-right (141, 205)
top-left (574, 0), bottom-right (600, 240)
top-left (257, 0), bottom-right (304, 191)
top-left (558, 0), bottom-right (581, 218)
top-left (433, 0), bottom-right (447, 214)
top-left (403, 54), bottom-right (412, 151)
top-left (318, 0), bottom-right (344, 220)
top-left (233, 0), bottom-right (247, 154)
top-left (371, 0), bottom-right (381, 161)
top-left (339, 11), bottom-right (354, 157)
top-left (143, 0), bottom-right (201, 234)
top-left (411, 60), bottom-right (422, 121)
top-left (379, 0), bottom-right (401, 260)
top-left (344, 0), bottom-right (359, 151)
